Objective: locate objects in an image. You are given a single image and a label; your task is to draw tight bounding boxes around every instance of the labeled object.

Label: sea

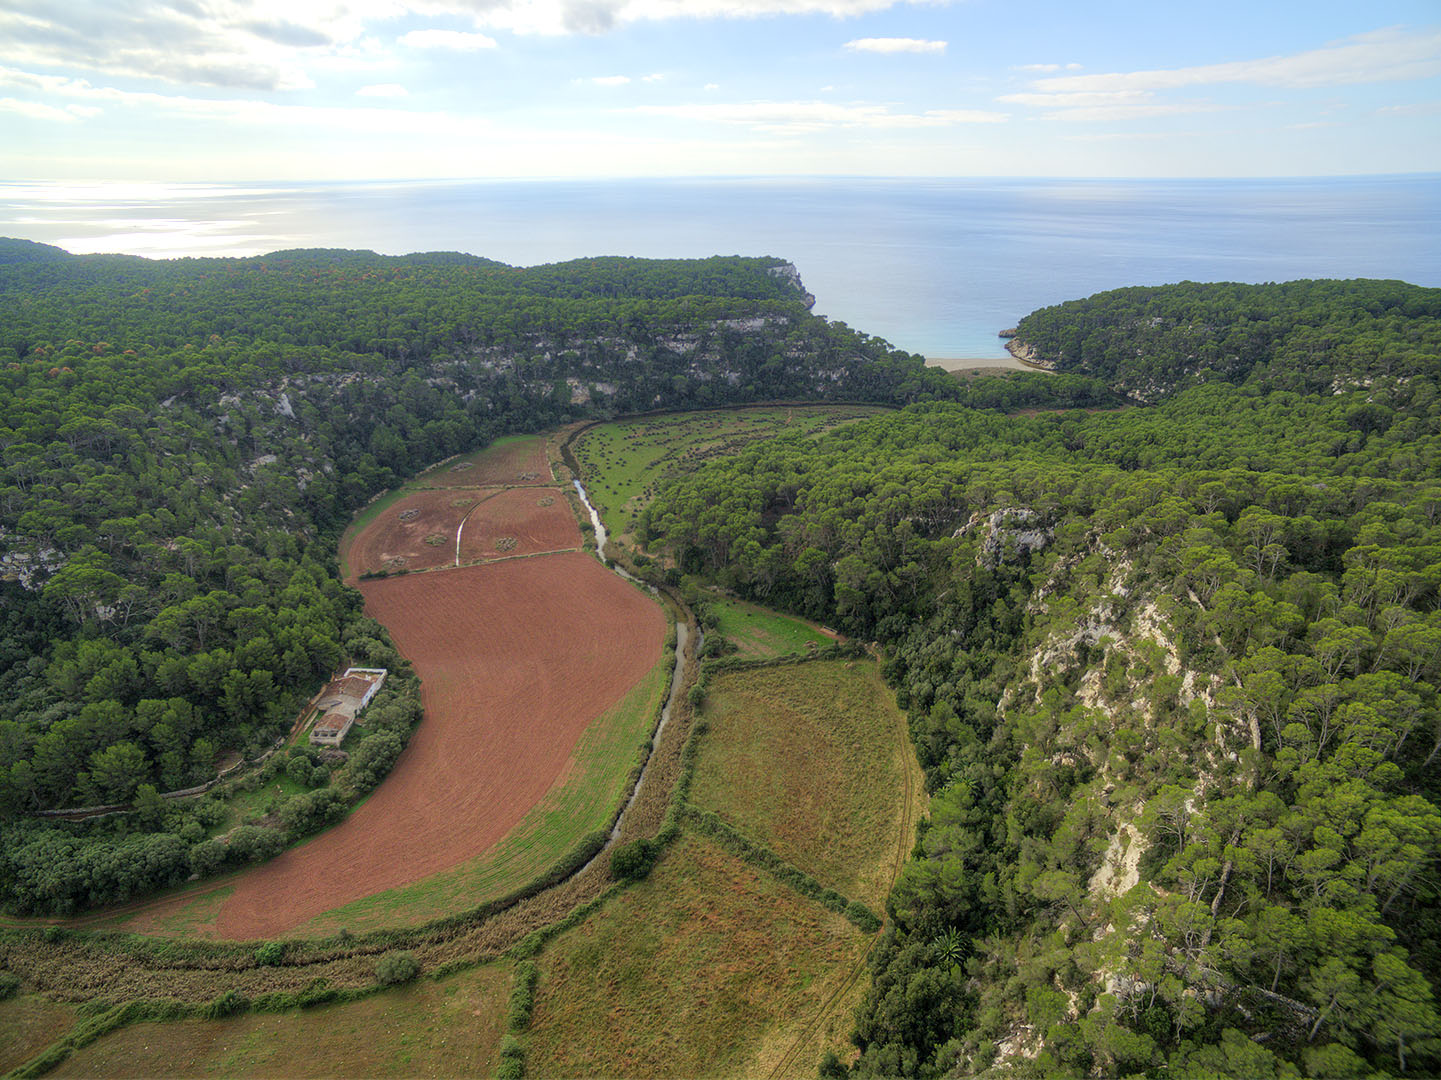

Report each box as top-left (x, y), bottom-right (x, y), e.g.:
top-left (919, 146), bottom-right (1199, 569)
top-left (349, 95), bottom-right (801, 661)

top-left (2, 175), bottom-right (1438, 361)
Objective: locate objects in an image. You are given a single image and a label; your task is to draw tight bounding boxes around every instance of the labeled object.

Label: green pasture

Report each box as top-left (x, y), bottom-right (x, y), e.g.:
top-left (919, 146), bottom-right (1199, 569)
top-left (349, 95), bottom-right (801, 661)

top-left (571, 406), bottom-right (881, 543)
top-left (286, 653), bottom-right (671, 937)
top-left (689, 659), bottom-right (922, 910)
top-left (704, 594), bottom-right (833, 660)
top-left (525, 831), bottom-right (868, 1079)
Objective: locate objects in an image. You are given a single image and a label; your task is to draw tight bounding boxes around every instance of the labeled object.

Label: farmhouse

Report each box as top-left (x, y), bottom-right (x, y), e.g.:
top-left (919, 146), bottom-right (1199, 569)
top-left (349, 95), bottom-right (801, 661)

top-left (309, 667), bottom-right (387, 746)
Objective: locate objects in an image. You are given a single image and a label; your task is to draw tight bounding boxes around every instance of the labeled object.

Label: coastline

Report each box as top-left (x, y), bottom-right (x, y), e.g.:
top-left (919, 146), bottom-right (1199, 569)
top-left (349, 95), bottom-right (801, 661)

top-left (924, 354), bottom-right (1047, 373)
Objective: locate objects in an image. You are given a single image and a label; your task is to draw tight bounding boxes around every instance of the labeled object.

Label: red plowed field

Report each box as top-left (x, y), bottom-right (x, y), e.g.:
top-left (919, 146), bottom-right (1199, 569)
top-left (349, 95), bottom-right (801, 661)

top-left (458, 487), bottom-right (582, 563)
top-left (346, 490), bottom-right (485, 576)
top-left (212, 552), bottom-right (664, 939)
top-left (421, 436), bottom-right (552, 488)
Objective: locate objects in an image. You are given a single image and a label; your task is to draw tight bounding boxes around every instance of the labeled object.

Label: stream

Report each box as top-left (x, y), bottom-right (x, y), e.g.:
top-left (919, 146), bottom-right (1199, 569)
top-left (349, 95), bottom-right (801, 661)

top-left (570, 476), bottom-right (696, 845)
top-left (572, 478), bottom-right (609, 560)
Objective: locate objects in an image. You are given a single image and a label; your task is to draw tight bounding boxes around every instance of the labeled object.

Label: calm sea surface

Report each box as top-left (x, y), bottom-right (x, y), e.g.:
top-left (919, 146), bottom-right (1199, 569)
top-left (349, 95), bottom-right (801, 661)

top-left (2, 176), bottom-right (1437, 358)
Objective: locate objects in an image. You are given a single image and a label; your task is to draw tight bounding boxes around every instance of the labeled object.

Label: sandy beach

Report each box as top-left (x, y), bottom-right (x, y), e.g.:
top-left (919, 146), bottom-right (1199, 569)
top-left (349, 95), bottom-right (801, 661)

top-left (924, 354), bottom-right (1043, 373)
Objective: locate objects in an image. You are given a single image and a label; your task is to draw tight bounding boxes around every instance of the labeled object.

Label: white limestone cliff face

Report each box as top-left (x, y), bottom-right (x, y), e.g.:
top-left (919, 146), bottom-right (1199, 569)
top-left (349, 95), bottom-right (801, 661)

top-left (765, 261), bottom-right (816, 308)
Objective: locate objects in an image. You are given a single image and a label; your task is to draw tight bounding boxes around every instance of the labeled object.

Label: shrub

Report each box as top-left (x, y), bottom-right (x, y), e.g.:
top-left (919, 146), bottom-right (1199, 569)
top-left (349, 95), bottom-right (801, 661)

top-left (375, 951), bottom-right (419, 986)
top-left (610, 838), bottom-right (658, 881)
top-left (203, 989), bottom-right (247, 1019)
top-left (496, 1034), bottom-right (525, 1080)
top-left (189, 837), bottom-right (228, 876)
top-left (255, 941), bottom-right (286, 966)
top-left (507, 961), bottom-right (539, 1033)
top-left (0, 971), bottom-right (20, 1000)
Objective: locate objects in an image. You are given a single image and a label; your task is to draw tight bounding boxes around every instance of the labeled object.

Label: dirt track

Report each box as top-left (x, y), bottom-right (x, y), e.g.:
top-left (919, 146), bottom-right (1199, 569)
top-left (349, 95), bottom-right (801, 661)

top-left (210, 553), bottom-right (664, 939)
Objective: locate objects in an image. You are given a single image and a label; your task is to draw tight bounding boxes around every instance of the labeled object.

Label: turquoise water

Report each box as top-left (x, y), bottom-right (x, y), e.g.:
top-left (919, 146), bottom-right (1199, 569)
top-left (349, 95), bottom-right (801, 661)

top-left (2, 175), bottom-right (1437, 357)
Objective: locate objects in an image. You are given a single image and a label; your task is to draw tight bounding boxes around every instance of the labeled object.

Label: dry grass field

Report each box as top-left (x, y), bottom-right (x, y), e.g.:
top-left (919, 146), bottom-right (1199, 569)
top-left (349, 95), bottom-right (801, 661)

top-left (0, 993), bottom-right (77, 1074)
top-left (689, 660), bottom-right (922, 910)
top-left (49, 964), bottom-right (512, 1078)
top-left (525, 832), bottom-right (870, 1079)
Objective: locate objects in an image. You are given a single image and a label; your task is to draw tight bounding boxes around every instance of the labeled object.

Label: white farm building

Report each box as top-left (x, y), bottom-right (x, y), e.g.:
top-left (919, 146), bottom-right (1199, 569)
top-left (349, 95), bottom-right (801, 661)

top-left (309, 667), bottom-right (387, 746)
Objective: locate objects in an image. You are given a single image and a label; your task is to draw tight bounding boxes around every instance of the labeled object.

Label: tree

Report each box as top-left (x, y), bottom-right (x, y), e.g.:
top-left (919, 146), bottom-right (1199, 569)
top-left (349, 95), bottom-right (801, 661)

top-left (87, 741), bottom-right (148, 803)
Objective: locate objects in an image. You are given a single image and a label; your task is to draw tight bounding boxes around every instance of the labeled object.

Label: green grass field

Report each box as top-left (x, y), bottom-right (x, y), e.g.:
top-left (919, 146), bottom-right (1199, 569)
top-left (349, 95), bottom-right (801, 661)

top-left (689, 659), bottom-right (922, 910)
top-left (572, 407), bottom-right (882, 544)
top-left (48, 963), bottom-right (512, 1078)
top-left (705, 594), bottom-right (834, 660)
top-left (283, 654), bottom-right (671, 937)
top-left (525, 831), bottom-right (869, 1079)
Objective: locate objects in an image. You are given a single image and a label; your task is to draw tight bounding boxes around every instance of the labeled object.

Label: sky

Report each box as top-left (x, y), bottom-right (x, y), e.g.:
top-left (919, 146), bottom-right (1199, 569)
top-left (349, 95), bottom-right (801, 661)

top-left (1, 0), bottom-right (1439, 181)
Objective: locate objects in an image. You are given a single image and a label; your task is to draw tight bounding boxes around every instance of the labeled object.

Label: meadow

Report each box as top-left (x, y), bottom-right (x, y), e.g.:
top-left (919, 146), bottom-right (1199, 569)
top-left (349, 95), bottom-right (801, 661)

top-left (689, 661), bottom-right (922, 910)
top-left (0, 994), bottom-right (77, 1074)
top-left (524, 832), bottom-right (869, 1079)
top-left (702, 594), bottom-right (834, 661)
top-left (48, 964), bottom-right (513, 1078)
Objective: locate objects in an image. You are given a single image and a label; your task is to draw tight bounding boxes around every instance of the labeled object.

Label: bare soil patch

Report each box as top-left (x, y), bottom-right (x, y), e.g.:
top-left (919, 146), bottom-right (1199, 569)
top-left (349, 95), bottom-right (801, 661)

top-left (208, 553), bottom-right (664, 939)
top-left (458, 487), bottom-right (582, 563)
top-left (345, 489), bottom-right (486, 577)
top-left (418, 436), bottom-right (553, 488)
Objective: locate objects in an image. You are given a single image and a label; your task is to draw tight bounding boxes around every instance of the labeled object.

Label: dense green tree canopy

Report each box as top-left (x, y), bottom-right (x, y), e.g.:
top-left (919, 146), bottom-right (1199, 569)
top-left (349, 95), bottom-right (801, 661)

top-left (644, 279), bottom-right (1441, 1077)
top-left (0, 243), bottom-right (960, 913)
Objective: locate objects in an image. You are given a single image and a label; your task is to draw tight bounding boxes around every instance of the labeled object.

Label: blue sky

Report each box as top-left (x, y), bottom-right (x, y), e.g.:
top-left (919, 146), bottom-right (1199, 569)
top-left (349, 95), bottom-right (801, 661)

top-left (2, 0), bottom-right (1439, 180)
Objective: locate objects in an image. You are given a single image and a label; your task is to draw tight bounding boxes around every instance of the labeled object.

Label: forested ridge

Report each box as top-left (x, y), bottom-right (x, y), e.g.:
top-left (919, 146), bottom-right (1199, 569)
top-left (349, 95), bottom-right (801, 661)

top-left (4, 246), bottom-right (1439, 1078)
top-left (642, 280), bottom-right (1441, 1077)
top-left (0, 240), bottom-right (956, 915)
top-left (1010, 279), bottom-right (1441, 404)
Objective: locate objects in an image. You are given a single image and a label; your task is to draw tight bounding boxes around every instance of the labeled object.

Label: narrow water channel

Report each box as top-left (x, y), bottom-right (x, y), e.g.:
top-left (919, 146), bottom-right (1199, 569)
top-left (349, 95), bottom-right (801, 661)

top-left (570, 476), bottom-right (696, 846)
top-left (572, 478), bottom-right (608, 560)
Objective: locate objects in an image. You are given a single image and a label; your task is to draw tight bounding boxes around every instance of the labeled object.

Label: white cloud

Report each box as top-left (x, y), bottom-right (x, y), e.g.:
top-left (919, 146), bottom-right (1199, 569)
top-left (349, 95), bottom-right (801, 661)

top-left (0, 0), bottom-right (948, 97)
top-left (0, 97), bottom-right (94, 123)
top-left (1030, 27), bottom-right (1441, 95)
top-left (0, 2), bottom-right (323, 90)
top-left (1377, 100), bottom-right (1441, 116)
top-left (357, 83), bottom-right (408, 97)
top-left (1013, 62), bottom-right (1082, 73)
top-left (589, 75), bottom-right (632, 86)
top-left (1034, 103), bottom-right (1230, 123)
top-left (999, 29), bottom-right (1441, 125)
top-left (844, 37), bottom-right (946, 55)
top-left (0, 64), bottom-right (487, 136)
top-left (397, 29), bottom-right (499, 51)
top-left (413, 0), bottom-right (947, 36)
top-left (642, 72), bottom-right (665, 82)
top-left (631, 99), bottom-right (1006, 133)
top-left (998, 90), bottom-right (1152, 108)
